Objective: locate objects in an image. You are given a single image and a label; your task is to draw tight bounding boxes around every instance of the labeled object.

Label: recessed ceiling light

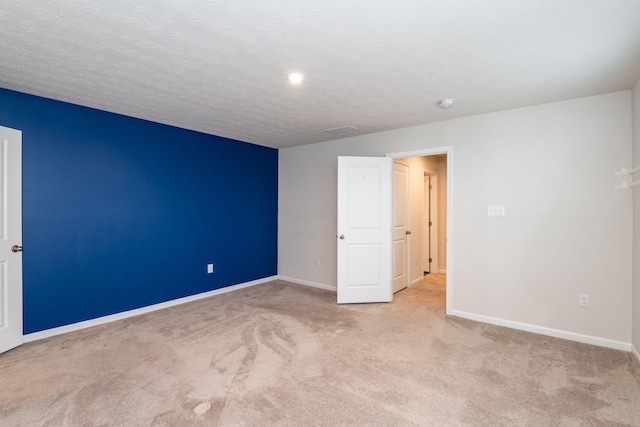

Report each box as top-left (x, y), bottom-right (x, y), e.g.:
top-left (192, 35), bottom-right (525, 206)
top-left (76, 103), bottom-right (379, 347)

top-left (288, 72), bottom-right (304, 85)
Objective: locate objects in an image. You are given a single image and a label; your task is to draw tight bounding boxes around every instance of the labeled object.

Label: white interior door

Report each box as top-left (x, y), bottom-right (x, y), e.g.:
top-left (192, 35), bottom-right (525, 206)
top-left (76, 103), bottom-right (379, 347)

top-left (0, 125), bottom-right (23, 354)
top-left (392, 161), bottom-right (409, 293)
top-left (337, 156), bottom-right (392, 304)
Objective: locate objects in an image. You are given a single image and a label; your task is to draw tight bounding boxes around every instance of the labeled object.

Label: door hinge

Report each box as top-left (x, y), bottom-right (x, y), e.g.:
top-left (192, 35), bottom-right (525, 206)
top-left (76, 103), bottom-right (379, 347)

top-left (429, 221), bottom-right (432, 226)
top-left (429, 185), bottom-right (432, 190)
top-left (429, 258), bottom-right (432, 263)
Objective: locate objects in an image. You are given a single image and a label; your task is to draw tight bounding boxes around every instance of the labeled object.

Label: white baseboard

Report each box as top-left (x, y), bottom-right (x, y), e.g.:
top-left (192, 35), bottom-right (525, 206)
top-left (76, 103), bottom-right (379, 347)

top-left (450, 309), bottom-right (632, 352)
top-left (277, 275), bottom-right (336, 291)
top-left (410, 276), bottom-right (423, 286)
top-left (438, 269), bottom-right (446, 274)
top-left (24, 276), bottom-right (277, 343)
top-left (633, 344), bottom-right (640, 366)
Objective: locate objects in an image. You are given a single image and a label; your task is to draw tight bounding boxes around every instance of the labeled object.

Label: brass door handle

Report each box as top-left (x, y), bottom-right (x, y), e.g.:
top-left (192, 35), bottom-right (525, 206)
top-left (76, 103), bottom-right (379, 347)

top-left (11, 245), bottom-right (22, 252)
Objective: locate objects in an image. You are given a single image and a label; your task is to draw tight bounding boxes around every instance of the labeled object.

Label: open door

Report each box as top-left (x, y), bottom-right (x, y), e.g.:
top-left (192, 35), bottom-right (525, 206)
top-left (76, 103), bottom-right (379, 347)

top-left (0, 125), bottom-right (23, 354)
top-left (337, 156), bottom-right (392, 304)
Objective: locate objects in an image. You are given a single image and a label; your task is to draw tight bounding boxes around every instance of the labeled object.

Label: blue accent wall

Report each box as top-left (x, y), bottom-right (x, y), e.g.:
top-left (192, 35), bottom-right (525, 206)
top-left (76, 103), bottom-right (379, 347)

top-left (0, 88), bottom-right (278, 334)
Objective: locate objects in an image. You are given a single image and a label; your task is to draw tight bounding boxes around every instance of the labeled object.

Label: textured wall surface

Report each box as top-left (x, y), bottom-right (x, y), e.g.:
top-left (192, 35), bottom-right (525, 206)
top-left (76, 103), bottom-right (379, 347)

top-left (0, 88), bottom-right (278, 334)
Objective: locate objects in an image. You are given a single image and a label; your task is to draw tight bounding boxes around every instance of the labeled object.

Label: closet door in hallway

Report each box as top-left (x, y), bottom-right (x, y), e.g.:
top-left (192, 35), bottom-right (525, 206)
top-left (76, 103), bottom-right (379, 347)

top-left (392, 161), bottom-right (409, 293)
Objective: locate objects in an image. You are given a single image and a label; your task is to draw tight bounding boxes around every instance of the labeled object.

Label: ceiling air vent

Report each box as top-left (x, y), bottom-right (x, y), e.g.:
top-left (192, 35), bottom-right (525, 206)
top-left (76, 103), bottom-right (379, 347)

top-left (324, 125), bottom-right (357, 134)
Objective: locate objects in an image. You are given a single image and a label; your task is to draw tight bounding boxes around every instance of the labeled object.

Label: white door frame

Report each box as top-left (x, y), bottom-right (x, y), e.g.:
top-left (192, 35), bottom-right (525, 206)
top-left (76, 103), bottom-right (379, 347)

top-left (387, 147), bottom-right (453, 315)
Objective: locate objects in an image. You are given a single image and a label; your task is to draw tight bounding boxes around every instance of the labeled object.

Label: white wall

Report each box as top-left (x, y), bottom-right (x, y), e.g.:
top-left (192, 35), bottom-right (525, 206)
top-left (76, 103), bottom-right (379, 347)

top-left (632, 78), bottom-right (640, 357)
top-left (279, 91), bottom-right (632, 345)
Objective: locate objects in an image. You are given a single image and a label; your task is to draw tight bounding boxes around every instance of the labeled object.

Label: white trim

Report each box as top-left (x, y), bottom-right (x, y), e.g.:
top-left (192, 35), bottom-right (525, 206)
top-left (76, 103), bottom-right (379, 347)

top-left (633, 344), bottom-right (640, 366)
top-left (278, 275), bottom-right (336, 291)
top-left (410, 276), bottom-right (423, 286)
top-left (438, 269), bottom-right (447, 274)
top-left (387, 148), bottom-right (445, 159)
top-left (451, 309), bottom-right (632, 351)
top-left (24, 276), bottom-right (277, 343)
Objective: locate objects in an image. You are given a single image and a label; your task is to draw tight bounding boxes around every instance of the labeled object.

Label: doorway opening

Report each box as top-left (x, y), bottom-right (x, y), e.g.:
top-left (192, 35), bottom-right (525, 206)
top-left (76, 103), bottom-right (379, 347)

top-left (387, 147), bottom-right (452, 314)
top-left (423, 155), bottom-right (447, 276)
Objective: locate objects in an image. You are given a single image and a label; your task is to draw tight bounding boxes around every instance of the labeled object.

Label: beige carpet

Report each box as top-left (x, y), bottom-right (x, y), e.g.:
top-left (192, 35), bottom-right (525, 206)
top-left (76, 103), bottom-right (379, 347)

top-left (1, 274), bottom-right (639, 426)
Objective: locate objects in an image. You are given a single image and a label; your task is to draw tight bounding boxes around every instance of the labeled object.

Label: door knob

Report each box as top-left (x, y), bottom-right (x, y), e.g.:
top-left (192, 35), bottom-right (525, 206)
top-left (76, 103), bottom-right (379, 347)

top-left (11, 245), bottom-right (22, 252)
top-left (405, 231), bottom-right (412, 235)
top-left (338, 234), bottom-right (345, 240)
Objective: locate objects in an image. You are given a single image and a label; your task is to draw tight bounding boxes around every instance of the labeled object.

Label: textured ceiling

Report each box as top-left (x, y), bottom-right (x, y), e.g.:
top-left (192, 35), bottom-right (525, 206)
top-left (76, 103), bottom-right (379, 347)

top-left (1, 1), bottom-right (640, 149)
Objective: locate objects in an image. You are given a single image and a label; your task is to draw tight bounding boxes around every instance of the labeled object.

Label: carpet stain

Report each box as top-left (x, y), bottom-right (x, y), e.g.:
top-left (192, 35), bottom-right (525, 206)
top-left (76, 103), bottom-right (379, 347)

top-left (193, 401), bottom-right (211, 415)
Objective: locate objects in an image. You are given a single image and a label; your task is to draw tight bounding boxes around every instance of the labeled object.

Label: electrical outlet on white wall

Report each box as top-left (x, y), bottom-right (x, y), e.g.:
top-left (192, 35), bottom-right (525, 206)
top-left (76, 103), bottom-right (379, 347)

top-left (488, 205), bottom-right (506, 216)
top-left (578, 293), bottom-right (590, 307)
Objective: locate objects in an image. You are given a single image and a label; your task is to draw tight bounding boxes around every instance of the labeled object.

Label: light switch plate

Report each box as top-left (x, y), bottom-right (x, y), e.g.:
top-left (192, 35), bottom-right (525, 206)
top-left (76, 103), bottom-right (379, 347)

top-left (488, 205), bottom-right (506, 216)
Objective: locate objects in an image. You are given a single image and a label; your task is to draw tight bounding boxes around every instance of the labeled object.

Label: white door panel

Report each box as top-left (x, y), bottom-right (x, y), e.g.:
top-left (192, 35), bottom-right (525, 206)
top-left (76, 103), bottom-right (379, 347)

top-left (0, 125), bottom-right (23, 354)
top-left (347, 244), bottom-right (380, 286)
top-left (337, 156), bottom-right (392, 304)
top-left (393, 240), bottom-right (405, 280)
